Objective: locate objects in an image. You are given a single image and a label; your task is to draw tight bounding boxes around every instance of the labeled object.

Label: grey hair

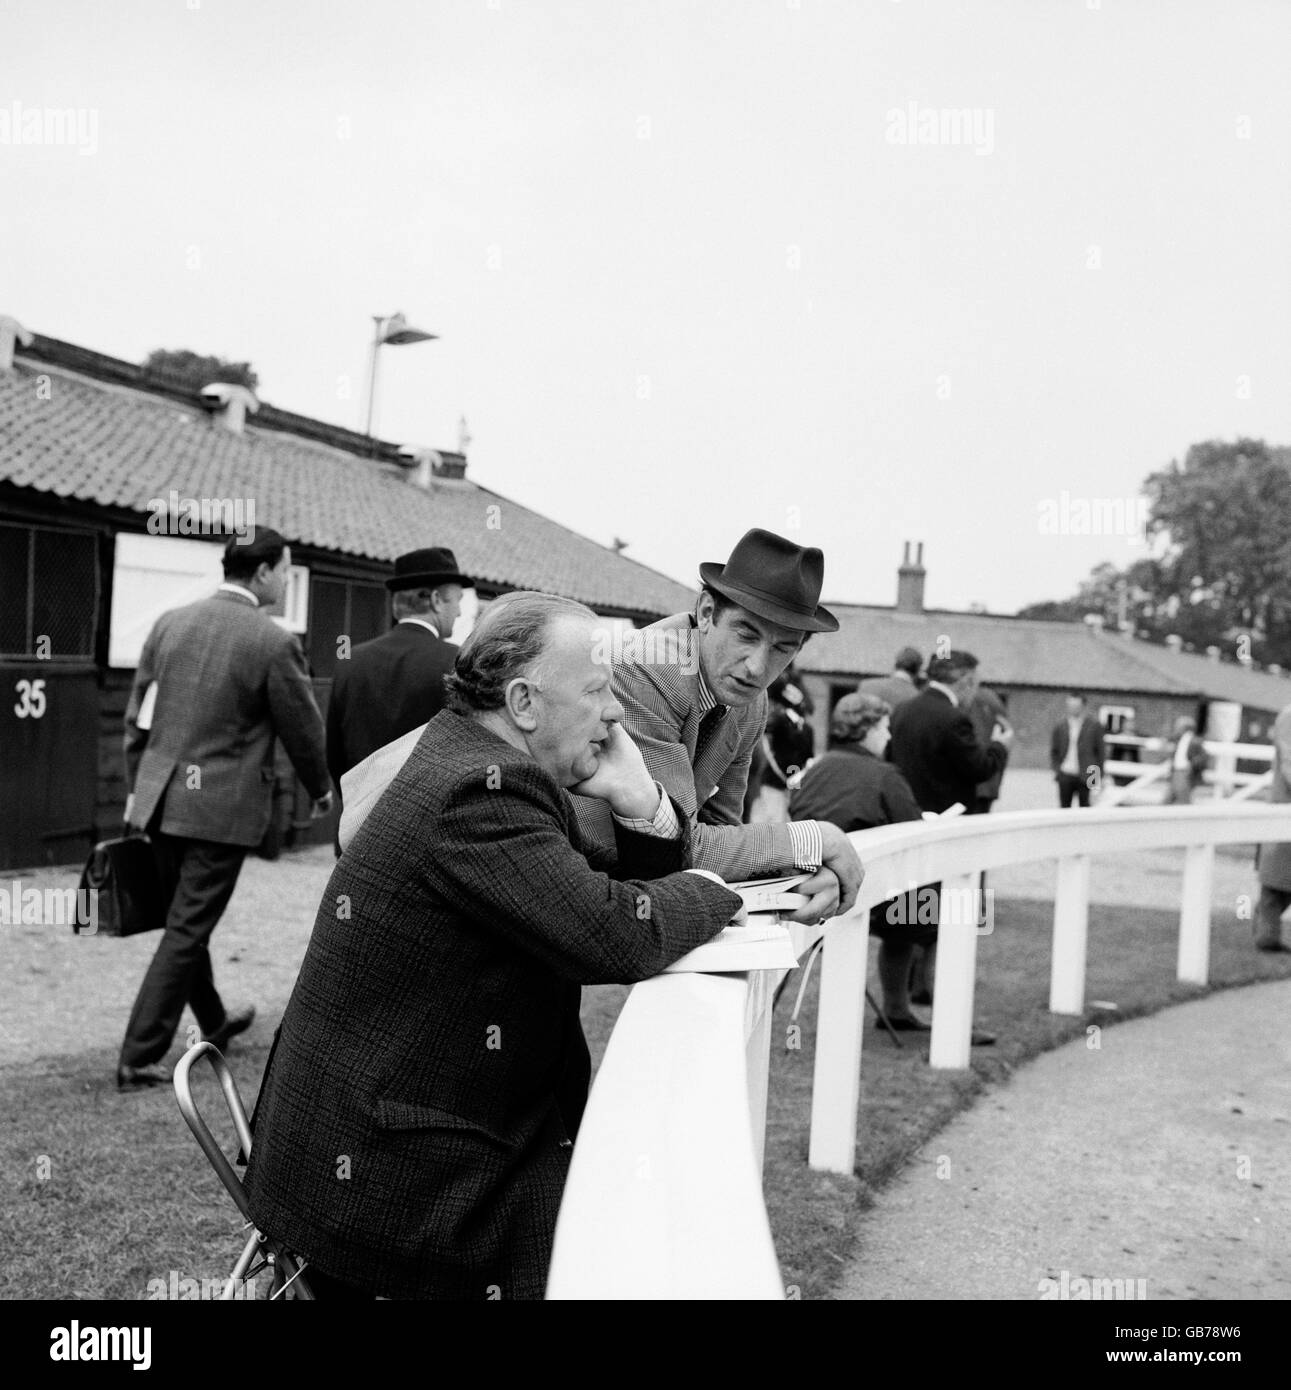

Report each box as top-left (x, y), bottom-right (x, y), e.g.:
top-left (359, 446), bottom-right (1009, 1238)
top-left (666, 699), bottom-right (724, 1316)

top-left (444, 591), bottom-right (598, 713)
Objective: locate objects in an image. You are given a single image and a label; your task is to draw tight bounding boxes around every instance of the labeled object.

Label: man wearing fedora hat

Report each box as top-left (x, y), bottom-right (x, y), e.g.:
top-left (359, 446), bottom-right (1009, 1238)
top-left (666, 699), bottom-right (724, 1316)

top-left (571, 528), bottom-right (864, 924)
top-left (326, 547), bottom-right (475, 792)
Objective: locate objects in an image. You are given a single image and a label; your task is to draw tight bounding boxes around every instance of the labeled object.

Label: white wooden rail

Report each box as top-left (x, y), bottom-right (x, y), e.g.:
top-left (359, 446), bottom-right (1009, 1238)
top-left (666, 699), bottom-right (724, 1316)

top-left (546, 799), bottom-right (1291, 1298)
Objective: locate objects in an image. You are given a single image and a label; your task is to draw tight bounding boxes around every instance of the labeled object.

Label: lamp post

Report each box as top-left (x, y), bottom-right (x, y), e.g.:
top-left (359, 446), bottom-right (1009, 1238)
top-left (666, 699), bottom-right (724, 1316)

top-left (364, 312), bottom-right (437, 438)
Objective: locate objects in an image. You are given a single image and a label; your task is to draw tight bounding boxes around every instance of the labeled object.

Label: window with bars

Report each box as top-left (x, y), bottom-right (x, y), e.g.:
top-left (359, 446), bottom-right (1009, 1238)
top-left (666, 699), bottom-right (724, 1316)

top-left (307, 576), bottom-right (388, 678)
top-left (0, 523), bottom-right (99, 659)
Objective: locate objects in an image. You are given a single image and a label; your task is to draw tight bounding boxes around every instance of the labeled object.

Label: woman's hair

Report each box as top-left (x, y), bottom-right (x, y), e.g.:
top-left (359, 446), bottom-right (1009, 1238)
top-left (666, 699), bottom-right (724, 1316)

top-left (444, 591), bottom-right (596, 713)
top-left (830, 691), bottom-right (891, 743)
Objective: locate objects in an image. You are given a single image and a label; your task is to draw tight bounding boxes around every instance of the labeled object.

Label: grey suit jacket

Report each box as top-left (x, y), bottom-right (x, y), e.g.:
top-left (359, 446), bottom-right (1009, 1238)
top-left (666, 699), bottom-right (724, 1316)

top-left (571, 612), bottom-right (798, 880)
top-left (124, 590), bottom-right (330, 846)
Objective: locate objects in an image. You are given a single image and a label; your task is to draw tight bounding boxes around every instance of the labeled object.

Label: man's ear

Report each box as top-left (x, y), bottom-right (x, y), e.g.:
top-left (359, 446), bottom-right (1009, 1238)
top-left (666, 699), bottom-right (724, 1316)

top-left (695, 591), bottom-right (715, 629)
top-left (504, 677), bottom-right (539, 731)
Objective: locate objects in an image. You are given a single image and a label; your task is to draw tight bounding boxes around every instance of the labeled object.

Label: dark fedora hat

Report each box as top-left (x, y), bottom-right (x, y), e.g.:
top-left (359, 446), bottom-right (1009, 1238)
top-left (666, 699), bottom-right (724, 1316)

top-left (385, 546), bottom-right (475, 593)
top-left (699, 529), bottom-right (838, 633)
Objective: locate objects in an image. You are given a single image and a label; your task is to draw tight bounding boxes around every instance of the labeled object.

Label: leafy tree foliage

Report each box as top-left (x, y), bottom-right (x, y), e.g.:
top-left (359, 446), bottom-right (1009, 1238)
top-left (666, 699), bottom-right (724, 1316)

top-left (1018, 439), bottom-right (1291, 666)
top-left (141, 349), bottom-right (258, 392)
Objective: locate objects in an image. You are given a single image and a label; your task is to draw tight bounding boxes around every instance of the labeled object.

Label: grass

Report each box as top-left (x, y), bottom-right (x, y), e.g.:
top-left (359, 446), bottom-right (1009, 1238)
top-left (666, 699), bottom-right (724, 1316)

top-left (2, 875), bottom-right (1289, 1299)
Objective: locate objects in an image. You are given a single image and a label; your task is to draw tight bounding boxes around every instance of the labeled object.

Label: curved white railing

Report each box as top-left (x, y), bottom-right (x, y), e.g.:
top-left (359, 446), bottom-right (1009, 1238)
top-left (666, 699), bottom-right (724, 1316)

top-left (545, 801), bottom-right (1291, 1299)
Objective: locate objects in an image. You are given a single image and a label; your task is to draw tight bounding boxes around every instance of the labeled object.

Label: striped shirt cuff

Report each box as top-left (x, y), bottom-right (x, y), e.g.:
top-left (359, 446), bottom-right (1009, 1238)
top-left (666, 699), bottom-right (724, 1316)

top-left (788, 819), bottom-right (824, 871)
top-left (612, 781), bottom-right (681, 839)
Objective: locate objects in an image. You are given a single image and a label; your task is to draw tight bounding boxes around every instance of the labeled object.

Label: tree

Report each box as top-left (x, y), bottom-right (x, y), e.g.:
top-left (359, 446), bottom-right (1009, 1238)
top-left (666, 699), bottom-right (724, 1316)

top-left (1018, 439), bottom-right (1291, 666)
top-left (141, 349), bottom-right (258, 392)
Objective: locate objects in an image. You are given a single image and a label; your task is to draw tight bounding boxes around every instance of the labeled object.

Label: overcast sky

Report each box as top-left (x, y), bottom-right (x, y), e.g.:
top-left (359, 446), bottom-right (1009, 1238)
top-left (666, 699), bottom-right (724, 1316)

top-left (5, 0), bottom-right (1290, 613)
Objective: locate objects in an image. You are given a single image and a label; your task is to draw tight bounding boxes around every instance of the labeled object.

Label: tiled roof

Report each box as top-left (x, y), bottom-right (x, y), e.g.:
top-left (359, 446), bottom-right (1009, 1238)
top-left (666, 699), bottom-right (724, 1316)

top-left (799, 604), bottom-right (1291, 711)
top-left (0, 353), bottom-right (694, 621)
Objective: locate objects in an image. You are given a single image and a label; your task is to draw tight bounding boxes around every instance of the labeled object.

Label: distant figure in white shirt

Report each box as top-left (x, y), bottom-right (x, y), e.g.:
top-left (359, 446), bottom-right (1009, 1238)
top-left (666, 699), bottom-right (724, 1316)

top-left (1167, 716), bottom-right (1208, 804)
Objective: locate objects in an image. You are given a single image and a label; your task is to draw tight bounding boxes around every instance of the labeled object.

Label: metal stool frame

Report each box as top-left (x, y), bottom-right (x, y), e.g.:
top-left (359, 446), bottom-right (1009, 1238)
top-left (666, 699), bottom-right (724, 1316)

top-left (172, 1041), bottom-right (314, 1300)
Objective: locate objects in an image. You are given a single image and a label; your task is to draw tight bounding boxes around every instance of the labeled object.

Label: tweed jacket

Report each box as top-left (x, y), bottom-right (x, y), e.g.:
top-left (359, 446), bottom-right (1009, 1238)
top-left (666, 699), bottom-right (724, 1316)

top-left (889, 686), bottom-right (1008, 814)
top-left (243, 711), bottom-right (740, 1300)
top-left (1258, 704), bottom-right (1291, 890)
top-left (326, 620), bottom-right (458, 788)
top-left (571, 612), bottom-right (798, 881)
top-left (123, 590), bottom-right (330, 846)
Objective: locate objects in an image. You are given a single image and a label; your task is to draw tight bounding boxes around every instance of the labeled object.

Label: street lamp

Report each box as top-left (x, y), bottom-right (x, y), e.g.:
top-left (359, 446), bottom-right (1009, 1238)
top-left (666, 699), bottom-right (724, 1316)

top-left (364, 311), bottom-right (437, 438)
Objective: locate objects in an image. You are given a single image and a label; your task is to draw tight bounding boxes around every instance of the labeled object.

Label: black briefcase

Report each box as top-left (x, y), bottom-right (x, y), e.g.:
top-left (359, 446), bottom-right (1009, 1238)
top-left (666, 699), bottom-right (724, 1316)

top-left (74, 834), bottom-right (168, 937)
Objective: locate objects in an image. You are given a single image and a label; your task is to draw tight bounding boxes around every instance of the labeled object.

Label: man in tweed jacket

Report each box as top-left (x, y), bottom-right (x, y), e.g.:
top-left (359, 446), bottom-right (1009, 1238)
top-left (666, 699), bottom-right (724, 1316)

top-left (243, 592), bottom-right (740, 1299)
top-left (117, 530), bottom-right (331, 1089)
top-left (571, 529), bottom-right (864, 926)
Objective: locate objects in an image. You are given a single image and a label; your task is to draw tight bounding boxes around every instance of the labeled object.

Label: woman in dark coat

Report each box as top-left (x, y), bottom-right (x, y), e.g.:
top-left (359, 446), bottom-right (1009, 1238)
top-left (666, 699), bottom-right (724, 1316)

top-left (790, 692), bottom-right (932, 1030)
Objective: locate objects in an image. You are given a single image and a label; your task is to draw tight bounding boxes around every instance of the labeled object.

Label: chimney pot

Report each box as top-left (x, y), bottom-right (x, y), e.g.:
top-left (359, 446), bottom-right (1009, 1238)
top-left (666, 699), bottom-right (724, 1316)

top-left (896, 541), bottom-right (926, 615)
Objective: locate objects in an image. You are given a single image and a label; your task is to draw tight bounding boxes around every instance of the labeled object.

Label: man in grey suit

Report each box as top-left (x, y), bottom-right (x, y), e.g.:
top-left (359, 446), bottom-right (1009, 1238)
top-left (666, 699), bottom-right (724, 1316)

top-left (117, 529), bottom-right (331, 1090)
top-left (570, 528), bottom-right (863, 926)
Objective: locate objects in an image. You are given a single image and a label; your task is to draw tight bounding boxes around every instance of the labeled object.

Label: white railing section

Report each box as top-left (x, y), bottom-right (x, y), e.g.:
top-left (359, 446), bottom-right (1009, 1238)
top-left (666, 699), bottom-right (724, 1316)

top-left (546, 799), bottom-right (1291, 1298)
top-left (1101, 737), bottom-right (1273, 805)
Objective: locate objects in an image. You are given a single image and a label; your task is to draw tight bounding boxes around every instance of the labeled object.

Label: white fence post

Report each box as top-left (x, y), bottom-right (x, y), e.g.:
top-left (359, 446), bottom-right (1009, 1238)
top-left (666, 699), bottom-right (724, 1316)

top-left (807, 911), bottom-right (869, 1174)
top-left (1177, 843), bottom-right (1215, 986)
top-left (929, 873), bottom-right (980, 1070)
top-left (1049, 854), bottom-right (1091, 1015)
top-left (744, 969), bottom-right (774, 1176)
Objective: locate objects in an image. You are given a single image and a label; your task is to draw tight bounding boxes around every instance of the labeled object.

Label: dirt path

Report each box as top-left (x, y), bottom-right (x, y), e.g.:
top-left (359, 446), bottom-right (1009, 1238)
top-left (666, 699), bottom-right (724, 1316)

top-left (836, 978), bottom-right (1291, 1300)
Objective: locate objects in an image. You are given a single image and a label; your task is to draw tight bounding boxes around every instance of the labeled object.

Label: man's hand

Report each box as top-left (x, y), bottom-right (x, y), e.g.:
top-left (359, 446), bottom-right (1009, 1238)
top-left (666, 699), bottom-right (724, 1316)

top-left (310, 791), bottom-right (334, 820)
top-left (808, 821), bottom-right (865, 921)
top-left (569, 722), bottom-right (659, 819)
top-left (786, 866), bottom-right (842, 925)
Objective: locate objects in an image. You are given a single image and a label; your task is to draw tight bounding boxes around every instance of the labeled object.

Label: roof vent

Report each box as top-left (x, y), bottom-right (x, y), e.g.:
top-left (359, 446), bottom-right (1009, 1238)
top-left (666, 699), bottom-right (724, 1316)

top-left (199, 382), bottom-right (260, 435)
top-left (396, 445), bottom-right (467, 487)
top-left (1164, 634), bottom-right (1184, 653)
top-left (0, 315), bottom-right (34, 371)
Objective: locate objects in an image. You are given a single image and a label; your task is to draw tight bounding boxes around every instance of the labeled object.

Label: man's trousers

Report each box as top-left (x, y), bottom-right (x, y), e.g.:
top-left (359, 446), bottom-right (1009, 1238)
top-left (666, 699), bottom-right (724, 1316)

top-left (119, 832), bottom-right (247, 1068)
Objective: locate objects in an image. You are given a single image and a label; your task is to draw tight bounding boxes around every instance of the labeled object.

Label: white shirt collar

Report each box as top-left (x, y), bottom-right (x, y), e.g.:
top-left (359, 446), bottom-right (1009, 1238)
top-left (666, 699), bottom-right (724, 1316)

top-left (928, 679), bottom-right (958, 708)
top-left (398, 617), bottom-right (442, 637)
top-left (218, 581), bottom-right (259, 606)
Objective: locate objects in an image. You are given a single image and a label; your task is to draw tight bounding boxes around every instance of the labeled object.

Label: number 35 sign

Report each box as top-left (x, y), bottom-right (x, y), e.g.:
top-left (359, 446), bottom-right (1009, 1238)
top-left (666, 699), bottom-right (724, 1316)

top-left (14, 678), bottom-right (46, 719)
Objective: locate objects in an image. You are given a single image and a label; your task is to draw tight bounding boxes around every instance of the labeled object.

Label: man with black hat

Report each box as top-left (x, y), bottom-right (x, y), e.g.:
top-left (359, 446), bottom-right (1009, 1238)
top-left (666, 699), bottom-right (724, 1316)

top-left (571, 528), bottom-right (864, 925)
top-left (326, 546), bottom-right (475, 789)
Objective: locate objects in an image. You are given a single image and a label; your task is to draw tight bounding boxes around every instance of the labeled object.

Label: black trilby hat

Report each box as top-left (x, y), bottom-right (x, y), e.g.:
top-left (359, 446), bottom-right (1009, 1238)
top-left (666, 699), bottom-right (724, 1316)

top-left (385, 547), bottom-right (475, 593)
top-left (699, 528), bottom-right (838, 633)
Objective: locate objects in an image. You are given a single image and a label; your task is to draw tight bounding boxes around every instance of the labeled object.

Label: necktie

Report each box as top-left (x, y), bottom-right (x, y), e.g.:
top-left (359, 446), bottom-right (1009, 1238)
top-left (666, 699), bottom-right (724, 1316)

top-left (695, 706), bottom-right (727, 761)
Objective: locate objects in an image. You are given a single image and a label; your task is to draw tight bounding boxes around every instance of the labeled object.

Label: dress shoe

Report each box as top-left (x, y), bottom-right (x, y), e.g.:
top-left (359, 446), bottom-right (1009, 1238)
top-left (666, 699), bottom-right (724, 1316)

top-left (970, 1028), bottom-right (997, 1046)
top-left (910, 989), bottom-right (933, 1006)
top-left (1256, 941), bottom-right (1291, 954)
top-left (877, 1013), bottom-right (932, 1032)
top-left (117, 1062), bottom-right (172, 1091)
top-left (203, 1005), bottom-right (256, 1052)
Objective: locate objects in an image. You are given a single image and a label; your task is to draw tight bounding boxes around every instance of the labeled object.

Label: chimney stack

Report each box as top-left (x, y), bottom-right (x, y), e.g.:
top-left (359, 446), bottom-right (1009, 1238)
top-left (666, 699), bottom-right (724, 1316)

top-left (896, 541), bottom-right (926, 615)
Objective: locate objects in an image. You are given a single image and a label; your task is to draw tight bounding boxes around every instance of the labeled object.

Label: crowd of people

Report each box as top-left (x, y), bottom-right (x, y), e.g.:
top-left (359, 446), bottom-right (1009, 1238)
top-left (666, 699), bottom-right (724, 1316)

top-left (111, 521), bottom-right (1288, 1298)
